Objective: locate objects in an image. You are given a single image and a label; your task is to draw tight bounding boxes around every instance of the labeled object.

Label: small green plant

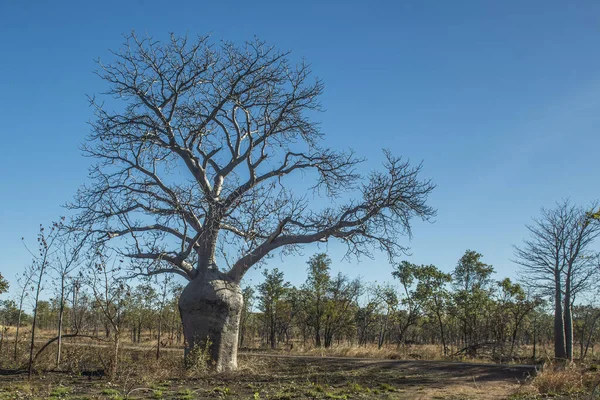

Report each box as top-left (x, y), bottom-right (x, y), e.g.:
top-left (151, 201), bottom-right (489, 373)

top-left (213, 386), bottom-right (232, 397)
top-left (378, 383), bottom-right (396, 392)
top-left (324, 393), bottom-right (348, 400)
top-left (50, 385), bottom-right (71, 398)
top-left (185, 337), bottom-right (213, 376)
top-left (151, 381), bottom-right (171, 390)
top-left (152, 389), bottom-right (164, 399)
top-left (176, 388), bottom-right (194, 400)
top-left (101, 388), bottom-right (124, 400)
top-left (347, 382), bottom-right (365, 393)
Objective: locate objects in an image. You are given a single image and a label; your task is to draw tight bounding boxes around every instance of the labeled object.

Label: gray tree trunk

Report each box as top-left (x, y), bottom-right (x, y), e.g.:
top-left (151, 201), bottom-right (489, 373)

top-left (179, 269), bottom-right (243, 372)
top-left (554, 274), bottom-right (567, 360)
top-left (563, 290), bottom-right (573, 361)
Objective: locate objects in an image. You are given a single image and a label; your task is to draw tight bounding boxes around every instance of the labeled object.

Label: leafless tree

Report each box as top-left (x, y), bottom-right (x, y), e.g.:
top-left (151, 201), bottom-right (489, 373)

top-left (49, 229), bottom-right (87, 367)
top-left (23, 222), bottom-right (61, 377)
top-left (69, 33), bottom-right (435, 371)
top-left (13, 267), bottom-right (34, 361)
top-left (514, 200), bottom-right (600, 361)
top-left (85, 248), bottom-right (129, 378)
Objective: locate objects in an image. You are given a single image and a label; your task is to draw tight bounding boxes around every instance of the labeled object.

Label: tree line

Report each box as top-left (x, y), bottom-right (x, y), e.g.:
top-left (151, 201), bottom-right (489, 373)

top-left (239, 250), bottom-right (597, 362)
top-left (1, 206), bottom-right (599, 377)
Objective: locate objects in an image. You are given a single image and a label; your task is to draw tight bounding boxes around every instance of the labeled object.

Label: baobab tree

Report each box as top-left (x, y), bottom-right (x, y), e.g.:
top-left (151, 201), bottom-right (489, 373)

top-left (70, 33), bottom-right (435, 371)
top-left (514, 200), bottom-right (600, 361)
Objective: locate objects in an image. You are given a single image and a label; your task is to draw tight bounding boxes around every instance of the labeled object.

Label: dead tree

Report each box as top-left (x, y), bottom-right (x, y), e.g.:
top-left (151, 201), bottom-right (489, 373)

top-left (69, 33), bottom-right (435, 371)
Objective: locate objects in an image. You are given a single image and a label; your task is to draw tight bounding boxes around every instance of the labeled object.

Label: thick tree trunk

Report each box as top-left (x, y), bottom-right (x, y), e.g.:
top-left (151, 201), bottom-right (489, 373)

top-left (179, 269), bottom-right (243, 372)
top-left (554, 275), bottom-right (567, 360)
top-left (563, 282), bottom-right (573, 362)
top-left (563, 302), bottom-right (573, 361)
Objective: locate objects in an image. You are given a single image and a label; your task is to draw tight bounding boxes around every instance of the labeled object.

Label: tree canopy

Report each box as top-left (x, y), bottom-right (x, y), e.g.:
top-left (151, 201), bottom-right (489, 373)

top-left (69, 33), bottom-right (436, 284)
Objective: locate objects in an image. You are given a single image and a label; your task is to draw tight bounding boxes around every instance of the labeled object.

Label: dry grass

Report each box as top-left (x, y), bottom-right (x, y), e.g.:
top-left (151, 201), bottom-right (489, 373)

top-left (279, 343), bottom-right (446, 361)
top-left (512, 362), bottom-right (600, 399)
top-left (0, 341), bottom-right (534, 399)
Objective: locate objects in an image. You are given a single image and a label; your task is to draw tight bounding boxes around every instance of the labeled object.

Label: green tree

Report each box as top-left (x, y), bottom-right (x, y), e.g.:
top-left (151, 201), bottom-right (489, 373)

top-left (322, 273), bottom-right (361, 348)
top-left (128, 283), bottom-right (157, 343)
top-left (302, 253), bottom-right (332, 347)
top-left (257, 268), bottom-right (291, 349)
top-left (0, 273), bottom-right (8, 295)
top-left (495, 278), bottom-right (539, 358)
top-left (356, 285), bottom-right (382, 346)
top-left (573, 305), bottom-right (600, 360)
top-left (451, 250), bottom-right (494, 355)
top-left (373, 284), bottom-right (398, 348)
top-left (411, 264), bottom-right (452, 355)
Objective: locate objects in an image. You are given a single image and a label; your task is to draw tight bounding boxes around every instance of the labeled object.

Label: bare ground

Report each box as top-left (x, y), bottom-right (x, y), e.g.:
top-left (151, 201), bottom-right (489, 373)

top-left (0, 350), bottom-right (535, 399)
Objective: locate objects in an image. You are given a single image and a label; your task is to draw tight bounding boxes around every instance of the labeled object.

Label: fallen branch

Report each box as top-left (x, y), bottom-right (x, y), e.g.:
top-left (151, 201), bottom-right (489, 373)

top-left (33, 333), bottom-right (110, 363)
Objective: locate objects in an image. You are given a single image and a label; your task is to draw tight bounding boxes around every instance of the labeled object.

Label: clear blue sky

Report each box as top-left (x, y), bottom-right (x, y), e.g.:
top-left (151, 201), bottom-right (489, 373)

top-left (1, 0), bottom-right (599, 294)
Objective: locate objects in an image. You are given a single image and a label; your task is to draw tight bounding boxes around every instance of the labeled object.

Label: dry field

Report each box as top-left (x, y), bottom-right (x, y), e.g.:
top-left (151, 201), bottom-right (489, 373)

top-left (2, 332), bottom-right (598, 399)
top-left (0, 343), bottom-right (537, 400)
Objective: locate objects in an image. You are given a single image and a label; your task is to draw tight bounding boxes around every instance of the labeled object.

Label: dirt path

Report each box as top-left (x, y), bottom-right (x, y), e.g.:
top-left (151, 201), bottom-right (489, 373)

top-left (1, 341), bottom-right (536, 399)
top-left (34, 338), bottom-right (537, 369)
top-left (232, 355), bottom-right (534, 399)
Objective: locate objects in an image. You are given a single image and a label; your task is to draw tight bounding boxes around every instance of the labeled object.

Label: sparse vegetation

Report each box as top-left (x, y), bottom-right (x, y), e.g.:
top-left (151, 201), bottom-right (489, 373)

top-left (1, 23), bottom-right (599, 400)
top-left (512, 363), bottom-right (600, 399)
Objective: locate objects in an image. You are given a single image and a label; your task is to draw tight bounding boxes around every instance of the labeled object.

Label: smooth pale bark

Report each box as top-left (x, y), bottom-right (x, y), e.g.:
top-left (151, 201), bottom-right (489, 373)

top-left (110, 331), bottom-right (120, 378)
top-left (554, 274), bottom-right (567, 360)
top-left (179, 269), bottom-right (243, 372)
top-left (563, 289), bottom-right (573, 361)
top-left (563, 269), bottom-right (575, 362)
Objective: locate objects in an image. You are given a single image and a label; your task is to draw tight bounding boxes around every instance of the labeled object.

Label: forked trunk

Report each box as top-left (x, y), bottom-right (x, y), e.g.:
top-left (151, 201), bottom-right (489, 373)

top-left (179, 269), bottom-right (243, 372)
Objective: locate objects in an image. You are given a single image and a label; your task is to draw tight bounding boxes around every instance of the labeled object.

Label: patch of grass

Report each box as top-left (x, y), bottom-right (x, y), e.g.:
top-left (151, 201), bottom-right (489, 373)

top-left (176, 388), bottom-right (194, 400)
top-left (151, 380), bottom-right (171, 390)
top-left (378, 382), bottom-right (396, 392)
top-left (271, 393), bottom-right (292, 400)
top-left (212, 386), bottom-right (232, 397)
top-left (100, 387), bottom-right (124, 400)
top-left (347, 382), bottom-right (367, 393)
top-left (324, 392), bottom-right (348, 399)
top-left (313, 383), bottom-right (325, 393)
top-left (152, 389), bottom-right (164, 399)
top-left (50, 385), bottom-right (72, 398)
